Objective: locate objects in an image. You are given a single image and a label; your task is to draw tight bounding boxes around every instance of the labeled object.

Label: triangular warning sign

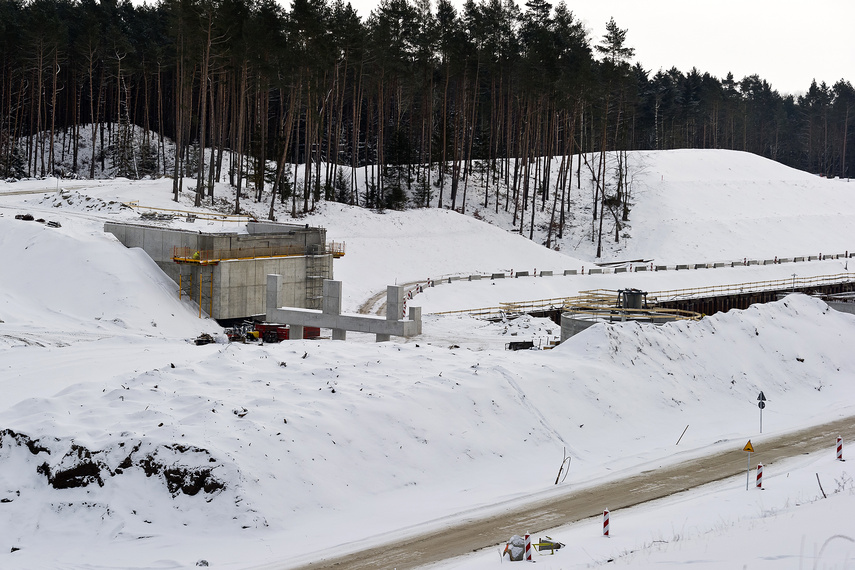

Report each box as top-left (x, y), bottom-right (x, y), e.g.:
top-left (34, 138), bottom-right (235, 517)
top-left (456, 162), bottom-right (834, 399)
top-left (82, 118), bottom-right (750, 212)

top-left (743, 440), bottom-right (755, 453)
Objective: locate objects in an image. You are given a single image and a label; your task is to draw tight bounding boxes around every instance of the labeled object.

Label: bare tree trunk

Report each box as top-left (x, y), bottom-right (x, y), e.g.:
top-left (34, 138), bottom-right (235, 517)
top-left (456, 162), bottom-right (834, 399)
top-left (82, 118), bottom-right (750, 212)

top-left (234, 61), bottom-right (248, 214)
top-left (438, 62), bottom-right (449, 208)
top-left (48, 48), bottom-right (59, 175)
top-left (195, 13), bottom-right (213, 207)
top-left (461, 60), bottom-right (479, 215)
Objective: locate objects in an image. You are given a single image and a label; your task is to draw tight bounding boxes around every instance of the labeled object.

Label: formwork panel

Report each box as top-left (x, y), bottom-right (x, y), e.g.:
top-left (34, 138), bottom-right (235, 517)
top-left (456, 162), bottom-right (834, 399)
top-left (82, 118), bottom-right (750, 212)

top-left (246, 285), bottom-right (262, 316)
top-left (218, 262), bottom-right (231, 289)
top-left (219, 275), bottom-right (230, 317)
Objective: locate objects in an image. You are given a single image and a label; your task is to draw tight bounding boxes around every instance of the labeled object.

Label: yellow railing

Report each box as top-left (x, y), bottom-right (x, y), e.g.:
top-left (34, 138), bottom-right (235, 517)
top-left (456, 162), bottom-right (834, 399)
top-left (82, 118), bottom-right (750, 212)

top-left (433, 306), bottom-right (507, 319)
top-left (173, 243), bottom-right (345, 264)
top-left (173, 245), bottom-right (308, 263)
top-left (328, 241), bottom-right (346, 258)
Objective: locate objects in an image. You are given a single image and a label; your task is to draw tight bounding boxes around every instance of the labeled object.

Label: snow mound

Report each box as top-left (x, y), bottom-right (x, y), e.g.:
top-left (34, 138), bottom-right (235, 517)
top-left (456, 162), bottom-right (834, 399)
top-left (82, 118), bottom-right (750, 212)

top-left (36, 188), bottom-right (132, 214)
top-left (0, 215), bottom-right (219, 338)
top-left (636, 148), bottom-right (821, 183)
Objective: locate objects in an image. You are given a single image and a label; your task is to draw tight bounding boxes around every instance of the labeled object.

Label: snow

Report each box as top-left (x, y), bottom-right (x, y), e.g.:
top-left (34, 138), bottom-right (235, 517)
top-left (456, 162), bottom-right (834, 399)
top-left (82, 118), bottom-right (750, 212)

top-left (0, 149), bottom-right (853, 569)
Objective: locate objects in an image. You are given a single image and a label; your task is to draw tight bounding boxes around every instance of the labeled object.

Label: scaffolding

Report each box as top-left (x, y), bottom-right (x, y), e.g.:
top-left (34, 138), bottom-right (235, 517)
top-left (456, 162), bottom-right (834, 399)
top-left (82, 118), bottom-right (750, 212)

top-left (175, 261), bottom-right (215, 318)
top-left (305, 248), bottom-right (327, 310)
top-left (170, 240), bottom-right (339, 317)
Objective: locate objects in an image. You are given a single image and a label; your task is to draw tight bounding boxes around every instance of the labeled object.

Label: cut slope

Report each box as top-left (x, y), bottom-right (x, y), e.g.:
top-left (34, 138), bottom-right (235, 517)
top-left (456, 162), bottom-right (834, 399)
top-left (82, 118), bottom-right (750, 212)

top-left (622, 150), bottom-right (855, 263)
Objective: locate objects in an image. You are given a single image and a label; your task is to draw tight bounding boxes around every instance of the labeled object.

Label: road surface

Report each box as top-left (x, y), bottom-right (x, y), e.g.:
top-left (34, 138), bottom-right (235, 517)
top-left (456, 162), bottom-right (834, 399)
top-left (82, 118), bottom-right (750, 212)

top-left (280, 415), bottom-right (855, 569)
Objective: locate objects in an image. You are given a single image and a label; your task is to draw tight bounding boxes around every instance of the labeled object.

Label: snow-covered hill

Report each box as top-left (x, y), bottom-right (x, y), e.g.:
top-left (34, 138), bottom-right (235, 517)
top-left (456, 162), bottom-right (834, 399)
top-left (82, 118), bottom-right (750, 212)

top-left (0, 149), bottom-right (853, 569)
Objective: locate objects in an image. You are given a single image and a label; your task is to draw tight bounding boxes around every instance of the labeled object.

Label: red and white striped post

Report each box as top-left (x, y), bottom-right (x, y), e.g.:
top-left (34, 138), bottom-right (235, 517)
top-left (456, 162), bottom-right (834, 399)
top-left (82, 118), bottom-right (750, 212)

top-left (524, 533), bottom-right (532, 561)
top-left (838, 436), bottom-right (844, 461)
top-left (603, 509), bottom-right (610, 536)
top-left (756, 464), bottom-right (763, 488)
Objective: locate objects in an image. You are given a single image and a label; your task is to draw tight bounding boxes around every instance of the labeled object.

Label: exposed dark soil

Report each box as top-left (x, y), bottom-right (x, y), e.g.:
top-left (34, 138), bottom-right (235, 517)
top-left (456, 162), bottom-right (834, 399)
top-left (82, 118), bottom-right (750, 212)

top-left (0, 429), bottom-right (225, 497)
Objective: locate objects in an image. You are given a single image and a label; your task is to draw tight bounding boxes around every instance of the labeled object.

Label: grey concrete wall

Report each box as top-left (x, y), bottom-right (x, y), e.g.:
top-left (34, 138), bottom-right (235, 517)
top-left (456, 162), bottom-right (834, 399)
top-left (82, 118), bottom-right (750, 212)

top-left (104, 222), bottom-right (201, 282)
top-left (216, 255), bottom-right (320, 320)
top-left (828, 301), bottom-right (855, 315)
top-left (560, 313), bottom-right (597, 341)
top-left (247, 221), bottom-right (326, 249)
top-left (105, 222), bottom-right (328, 263)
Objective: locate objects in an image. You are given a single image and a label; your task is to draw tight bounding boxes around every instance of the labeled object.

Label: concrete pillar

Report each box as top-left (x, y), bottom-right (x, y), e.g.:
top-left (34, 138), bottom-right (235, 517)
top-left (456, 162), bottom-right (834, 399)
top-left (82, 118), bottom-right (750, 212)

top-left (377, 285), bottom-right (403, 342)
top-left (386, 285), bottom-right (403, 321)
top-left (409, 306), bottom-right (422, 335)
top-left (266, 274), bottom-right (283, 322)
top-left (323, 280), bottom-right (342, 314)
top-left (290, 325), bottom-right (304, 340)
top-left (323, 280), bottom-right (346, 340)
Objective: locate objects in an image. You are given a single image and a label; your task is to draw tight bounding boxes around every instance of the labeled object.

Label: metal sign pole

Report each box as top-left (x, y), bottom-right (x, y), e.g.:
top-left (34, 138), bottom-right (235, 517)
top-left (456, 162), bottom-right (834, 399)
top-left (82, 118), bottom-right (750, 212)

top-left (746, 450), bottom-right (751, 490)
top-left (743, 440), bottom-right (754, 490)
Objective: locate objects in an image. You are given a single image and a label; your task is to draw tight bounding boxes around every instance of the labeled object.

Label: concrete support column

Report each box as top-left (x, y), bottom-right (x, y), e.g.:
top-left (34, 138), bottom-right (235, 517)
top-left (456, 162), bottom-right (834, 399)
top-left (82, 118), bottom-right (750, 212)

top-left (266, 274), bottom-right (283, 322)
top-left (290, 325), bottom-right (304, 340)
top-left (386, 285), bottom-right (403, 321)
top-left (323, 280), bottom-right (346, 340)
top-left (409, 306), bottom-right (422, 335)
top-left (377, 285), bottom-right (404, 342)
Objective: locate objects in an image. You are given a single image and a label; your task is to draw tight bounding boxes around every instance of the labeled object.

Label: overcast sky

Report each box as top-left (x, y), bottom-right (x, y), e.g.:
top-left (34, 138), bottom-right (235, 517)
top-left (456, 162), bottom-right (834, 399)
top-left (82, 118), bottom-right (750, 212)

top-left (345, 0), bottom-right (854, 96)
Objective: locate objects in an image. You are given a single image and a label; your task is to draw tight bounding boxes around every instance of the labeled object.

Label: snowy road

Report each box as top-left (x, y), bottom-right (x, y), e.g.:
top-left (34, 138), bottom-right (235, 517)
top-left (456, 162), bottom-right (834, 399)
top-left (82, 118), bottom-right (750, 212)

top-left (277, 414), bottom-right (855, 570)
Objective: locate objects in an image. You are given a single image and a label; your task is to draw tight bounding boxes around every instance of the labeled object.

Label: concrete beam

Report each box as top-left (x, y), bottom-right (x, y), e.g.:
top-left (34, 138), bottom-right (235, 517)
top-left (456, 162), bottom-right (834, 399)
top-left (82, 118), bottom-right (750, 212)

top-left (266, 278), bottom-right (420, 342)
top-left (267, 308), bottom-right (420, 337)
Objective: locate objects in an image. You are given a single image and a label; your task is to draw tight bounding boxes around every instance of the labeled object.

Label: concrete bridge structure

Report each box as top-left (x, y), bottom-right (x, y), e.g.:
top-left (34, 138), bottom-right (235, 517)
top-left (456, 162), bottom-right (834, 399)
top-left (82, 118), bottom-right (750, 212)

top-left (266, 277), bottom-right (422, 342)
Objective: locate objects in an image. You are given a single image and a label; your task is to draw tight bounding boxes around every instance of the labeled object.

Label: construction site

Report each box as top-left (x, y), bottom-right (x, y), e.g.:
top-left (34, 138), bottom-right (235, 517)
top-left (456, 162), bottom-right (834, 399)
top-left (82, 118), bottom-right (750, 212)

top-left (428, 270), bottom-right (855, 344)
top-left (104, 220), bottom-right (344, 321)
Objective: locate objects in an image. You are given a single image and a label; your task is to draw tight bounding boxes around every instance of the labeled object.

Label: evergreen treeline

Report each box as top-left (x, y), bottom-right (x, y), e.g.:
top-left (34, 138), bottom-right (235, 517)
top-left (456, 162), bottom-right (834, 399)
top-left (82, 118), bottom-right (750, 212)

top-left (1, 0), bottom-right (854, 221)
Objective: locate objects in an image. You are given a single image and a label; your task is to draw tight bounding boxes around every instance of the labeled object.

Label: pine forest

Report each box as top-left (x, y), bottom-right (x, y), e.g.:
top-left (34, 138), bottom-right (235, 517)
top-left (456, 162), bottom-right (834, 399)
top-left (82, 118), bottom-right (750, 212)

top-left (1, 0), bottom-right (853, 224)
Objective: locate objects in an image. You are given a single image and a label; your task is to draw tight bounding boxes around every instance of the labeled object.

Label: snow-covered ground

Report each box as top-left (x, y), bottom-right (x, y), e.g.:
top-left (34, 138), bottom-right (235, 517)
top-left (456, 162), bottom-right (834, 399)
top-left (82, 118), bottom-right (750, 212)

top-left (0, 149), bottom-right (853, 569)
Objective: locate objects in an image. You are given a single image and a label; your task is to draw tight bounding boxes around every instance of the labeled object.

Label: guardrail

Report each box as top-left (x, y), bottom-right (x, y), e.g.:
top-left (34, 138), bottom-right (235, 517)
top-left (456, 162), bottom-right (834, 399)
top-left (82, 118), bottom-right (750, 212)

top-left (387, 251), bottom-right (854, 317)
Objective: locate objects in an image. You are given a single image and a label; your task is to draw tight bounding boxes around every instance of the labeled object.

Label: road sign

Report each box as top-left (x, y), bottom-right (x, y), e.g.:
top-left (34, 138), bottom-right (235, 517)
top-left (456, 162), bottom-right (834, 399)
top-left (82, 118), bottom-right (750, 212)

top-left (744, 440), bottom-right (754, 489)
top-left (757, 392), bottom-right (767, 432)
